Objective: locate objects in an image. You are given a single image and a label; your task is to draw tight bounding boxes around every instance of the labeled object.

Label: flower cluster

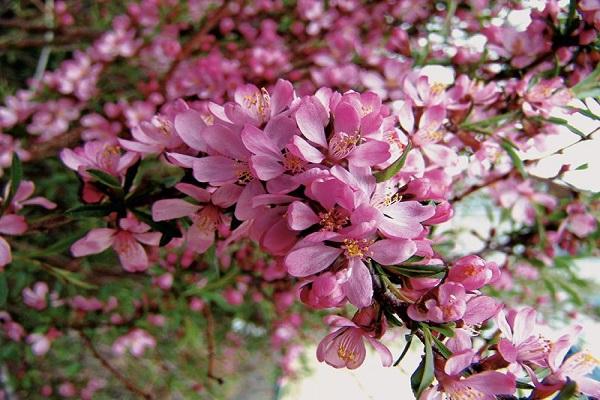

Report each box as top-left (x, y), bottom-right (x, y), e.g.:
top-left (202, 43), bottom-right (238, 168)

top-left (0, 0), bottom-right (598, 398)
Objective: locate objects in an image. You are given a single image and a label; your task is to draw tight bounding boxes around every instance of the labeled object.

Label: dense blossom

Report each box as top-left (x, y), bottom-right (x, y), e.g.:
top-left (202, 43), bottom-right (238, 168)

top-left (0, 0), bottom-right (599, 398)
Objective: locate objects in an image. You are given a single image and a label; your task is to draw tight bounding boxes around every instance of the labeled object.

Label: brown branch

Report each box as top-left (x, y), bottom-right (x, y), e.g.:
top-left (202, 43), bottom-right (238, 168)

top-left (159, 1), bottom-right (237, 92)
top-left (202, 303), bottom-right (223, 385)
top-left (28, 127), bottom-right (83, 161)
top-left (451, 170), bottom-right (513, 202)
top-left (78, 330), bottom-right (154, 400)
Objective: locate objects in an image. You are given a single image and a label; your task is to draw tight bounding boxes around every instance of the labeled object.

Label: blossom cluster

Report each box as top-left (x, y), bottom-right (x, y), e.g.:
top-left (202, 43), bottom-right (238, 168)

top-left (0, 0), bottom-right (599, 398)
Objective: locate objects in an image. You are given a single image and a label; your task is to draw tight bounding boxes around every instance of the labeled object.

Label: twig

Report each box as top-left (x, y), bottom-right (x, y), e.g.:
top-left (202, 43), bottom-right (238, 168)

top-left (78, 330), bottom-right (154, 399)
top-left (202, 303), bottom-right (224, 385)
top-left (451, 170), bottom-right (512, 202)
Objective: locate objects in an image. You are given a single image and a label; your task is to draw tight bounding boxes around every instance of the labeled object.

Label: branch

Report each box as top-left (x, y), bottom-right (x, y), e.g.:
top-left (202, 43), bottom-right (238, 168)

top-left (202, 303), bottom-right (224, 385)
top-left (78, 330), bottom-right (154, 400)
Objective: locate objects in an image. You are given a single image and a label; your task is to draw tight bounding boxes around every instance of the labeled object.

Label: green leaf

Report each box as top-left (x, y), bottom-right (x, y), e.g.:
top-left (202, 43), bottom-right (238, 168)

top-left (87, 169), bottom-right (122, 189)
top-left (3, 155), bottom-right (22, 212)
top-left (29, 232), bottom-right (83, 257)
top-left (572, 64), bottom-right (600, 99)
top-left (0, 274), bottom-right (7, 307)
top-left (553, 379), bottom-right (578, 400)
top-left (384, 264), bottom-right (447, 278)
top-left (428, 323), bottom-right (455, 338)
top-left (543, 117), bottom-right (587, 138)
top-left (431, 335), bottom-right (453, 359)
top-left (556, 280), bottom-right (584, 306)
top-left (576, 163), bottom-right (589, 171)
top-left (411, 326), bottom-right (434, 398)
top-left (374, 142), bottom-right (412, 183)
top-left (123, 159), bottom-right (141, 193)
top-left (501, 139), bottom-right (528, 178)
top-left (65, 203), bottom-right (115, 218)
top-left (394, 333), bottom-right (414, 366)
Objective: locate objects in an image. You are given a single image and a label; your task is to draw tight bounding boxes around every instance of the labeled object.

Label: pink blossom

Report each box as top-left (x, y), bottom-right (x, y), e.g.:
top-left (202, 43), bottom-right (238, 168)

top-left (408, 282), bottom-right (467, 323)
top-left (70, 215), bottom-right (161, 272)
top-left (112, 329), bottom-right (156, 357)
top-left (22, 282), bottom-right (49, 310)
top-left (316, 313), bottom-right (392, 369)
top-left (448, 255), bottom-right (499, 291)
top-left (495, 307), bottom-right (548, 367)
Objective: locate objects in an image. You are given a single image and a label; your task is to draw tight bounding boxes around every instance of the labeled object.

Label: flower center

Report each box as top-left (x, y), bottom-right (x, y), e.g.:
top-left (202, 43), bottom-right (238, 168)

top-left (318, 208), bottom-right (349, 231)
top-left (282, 151), bottom-right (306, 174)
top-left (342, 239), bottom-right (372, 259)
top-left (337, 344), bottom-right (356, 362)
top-left (430, 83), bottom-right (447, 96)
top-left (235, 162), bottom-right (253, 184)
top-left (329, 132), bottom-right (361, 160)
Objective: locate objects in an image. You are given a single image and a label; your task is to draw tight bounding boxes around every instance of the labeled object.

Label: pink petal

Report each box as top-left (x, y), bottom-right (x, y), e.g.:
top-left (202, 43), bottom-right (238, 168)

top-left (192, 156), bottom-right (237, 184)
top-left (296, 100), bottom-right (328, 147)
top-left (370, 239), bottom-right (417, 265)
top-left (270, 79), bottom-right (294, 116)
top-left (152, 199), bottom-right (200, 221)
top-left (211, 184), bottom-right (243, 208)
top-left (71, 228), bottom-right (115, 257)
top-left (0, 237), bottom-right (12, 267)
top-left (334, 102), bottom-right (360, 134)
top-left (174, 109), bottom-right (208, 152)
top-left (174, 183), bottom-right (212, 203)
top-left (203, 124), bottom-right (249, 161)
top-left (285, 244), bottom-right (342, 277)
top-left (134, 232), bottom-right (162, 246)
top-left (115, 236), bottom-right (148, 272)
top-left (498, 339), bottom-right (518, 363)
top-left (287, 201), bottom-right (320, 230)
top-left (348, 140), bottom-right (391, 167)
top-left (365, 336), bottom-right (394, 367)
top-left (343, 258), bottom-right (373, 308)
top-left (21, 197), bottom-right (57, 210)
top-left (250, 155), bottom-right (285, 180)
top-left (0, 215), bottom-right (27, 235)
top-left (241, 125), bottom-right (282, 158)
top-left (288, 136), bottom-right (325, 163)
top-left (444, 350), bottom-right (476, 376)
top-left (234, 179), bottom-right (265, 221)
top-left (463, 371), bottom-right (516, 395)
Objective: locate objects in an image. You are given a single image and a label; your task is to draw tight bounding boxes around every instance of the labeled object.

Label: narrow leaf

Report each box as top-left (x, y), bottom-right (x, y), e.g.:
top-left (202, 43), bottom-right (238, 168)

top-left (374, 142), bottom-right (412, 183)
top-left (0, 274), bottom-right (7, 307)
top-left (87, 169), bottom-right (122, 189)
top-left (3, 155), bottom-right (22, 212)
top-left (411, 326), bottom-right (435, 398)
top-left (501, 139), bottom-right (528, 178)
top-left (66, 203), bottom-right (115, 218)
top-left (394, 333), bottom-right (414, 366)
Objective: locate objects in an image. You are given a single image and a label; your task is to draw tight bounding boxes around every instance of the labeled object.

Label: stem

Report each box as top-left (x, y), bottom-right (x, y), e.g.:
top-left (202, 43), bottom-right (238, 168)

top-left (202, 303), bottom-right (224, 385)
top-left (78, 331), bottom-right (153, 400)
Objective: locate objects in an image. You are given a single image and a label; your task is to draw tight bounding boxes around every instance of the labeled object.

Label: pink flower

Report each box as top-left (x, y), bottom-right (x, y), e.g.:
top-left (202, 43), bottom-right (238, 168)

top-left (520, 77), bottom-right (572, 118)
top-left (112, 329), bottom-right (156, 357)
top-left (448, 255), bottom-right (499, 291)
top-left (22, 282), bottom-right (49, 310)
top-left (535, 327), bottom-right (600, 398)
top-left (563, 202), bottom-right (597, 238)
top-left (152, 183), bottom-right (239, 253)
top-left (425, 349), bottom-right (516, 399)
top-left (496, 307), bottom-right (548, 367)
top-left (285, 231), bottom-right (416, 307)
top-left (299, 271), bottom-right (347, 309)
top-left (60, 140), bottom-right (139, 178)
top-left (289, 93), bottom-right (391, 168)
top-left (70, 215), bottom-right (161, 272)
top-left (408, 282), bottom-right (467, 323)
top-left (316, 314), bottom-right (392, 369)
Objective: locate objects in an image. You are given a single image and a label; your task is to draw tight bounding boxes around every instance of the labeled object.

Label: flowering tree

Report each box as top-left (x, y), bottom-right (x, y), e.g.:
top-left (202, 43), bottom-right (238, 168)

top-left (1, 0), bottom-right (600, 398)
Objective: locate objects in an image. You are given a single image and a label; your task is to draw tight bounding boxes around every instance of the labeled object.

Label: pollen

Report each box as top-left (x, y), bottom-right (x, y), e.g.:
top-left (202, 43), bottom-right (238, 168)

top-left (430, 83), bottom-right (447, 96)
top-left (342, 239), bottom-right (372, 259)
top-left (282, 151), bottom-right (305, 174)
top-left (235, 162), bottom-right (254, 184)
top-left (318, 208), bottom-right (348, 231)
top-left (337, 344), bottom-right (356, 362)
top-left (329, 132), bottom-right (361, 160)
